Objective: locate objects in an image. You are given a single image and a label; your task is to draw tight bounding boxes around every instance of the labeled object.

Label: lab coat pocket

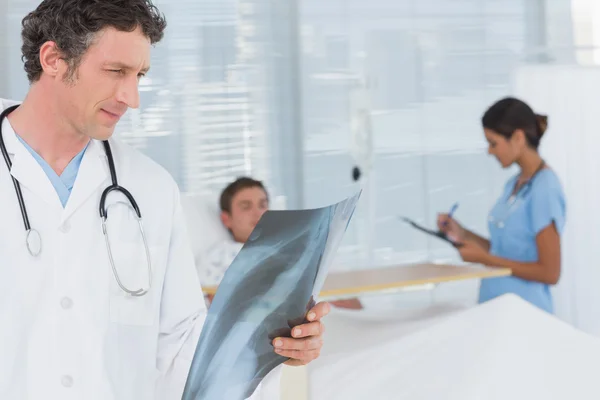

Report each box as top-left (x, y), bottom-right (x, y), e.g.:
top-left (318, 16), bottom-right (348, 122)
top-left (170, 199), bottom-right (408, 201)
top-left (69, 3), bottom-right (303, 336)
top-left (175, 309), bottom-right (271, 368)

top-left (109, 243), bottom-right (167, 326)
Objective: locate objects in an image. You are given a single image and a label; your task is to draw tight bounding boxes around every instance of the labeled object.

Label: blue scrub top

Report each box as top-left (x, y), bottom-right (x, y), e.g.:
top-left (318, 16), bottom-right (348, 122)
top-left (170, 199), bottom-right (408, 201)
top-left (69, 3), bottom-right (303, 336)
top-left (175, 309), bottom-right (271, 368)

top-left (479, 169), bottom-right (566, 313)
top-left (16, 135), bottom-right (88, 208)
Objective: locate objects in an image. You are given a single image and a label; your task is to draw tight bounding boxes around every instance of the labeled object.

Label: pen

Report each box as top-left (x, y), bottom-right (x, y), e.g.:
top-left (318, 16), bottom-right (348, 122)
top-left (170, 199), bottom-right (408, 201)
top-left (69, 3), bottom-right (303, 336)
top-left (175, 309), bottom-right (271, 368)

top-left (444, 202), bottom-right (459, 226)
top-left (448, 202), bottom-right (459, 219)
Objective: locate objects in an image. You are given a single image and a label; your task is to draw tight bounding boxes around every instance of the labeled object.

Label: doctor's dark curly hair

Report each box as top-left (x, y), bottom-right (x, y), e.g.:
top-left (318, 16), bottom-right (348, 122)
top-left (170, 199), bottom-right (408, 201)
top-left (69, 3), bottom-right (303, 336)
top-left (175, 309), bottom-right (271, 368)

top-left (20, 0), bottom-right (167, 83)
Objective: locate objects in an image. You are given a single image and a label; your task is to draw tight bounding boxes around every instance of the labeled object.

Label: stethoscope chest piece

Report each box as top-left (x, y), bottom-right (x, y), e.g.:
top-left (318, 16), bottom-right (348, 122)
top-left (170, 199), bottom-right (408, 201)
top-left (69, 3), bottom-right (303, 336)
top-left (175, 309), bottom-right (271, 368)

top-left (25, 229), bottom-right (42, 256)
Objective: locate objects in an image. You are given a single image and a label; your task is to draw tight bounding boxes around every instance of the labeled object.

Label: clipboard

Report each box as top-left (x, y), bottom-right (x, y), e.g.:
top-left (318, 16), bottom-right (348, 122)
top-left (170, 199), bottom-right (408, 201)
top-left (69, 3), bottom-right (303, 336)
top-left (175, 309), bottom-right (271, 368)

top-left (400, 217), bottom-right (462, 248)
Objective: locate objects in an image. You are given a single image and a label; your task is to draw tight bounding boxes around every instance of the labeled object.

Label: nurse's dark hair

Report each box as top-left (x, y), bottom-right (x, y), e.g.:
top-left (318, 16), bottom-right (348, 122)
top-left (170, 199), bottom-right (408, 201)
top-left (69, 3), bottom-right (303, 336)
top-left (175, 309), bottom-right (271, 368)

top-left (20, 0), bottom-right (167, 83)
top-left (220, 177), bottom-right (269, 214)
top-left (482, 97), bottom-right (548, 150)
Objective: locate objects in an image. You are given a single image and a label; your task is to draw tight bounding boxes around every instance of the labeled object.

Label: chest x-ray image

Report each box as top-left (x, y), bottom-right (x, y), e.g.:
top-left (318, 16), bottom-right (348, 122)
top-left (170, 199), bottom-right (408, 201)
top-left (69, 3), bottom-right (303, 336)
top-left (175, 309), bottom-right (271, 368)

top-left (182, 192), bottom-right (361, 400)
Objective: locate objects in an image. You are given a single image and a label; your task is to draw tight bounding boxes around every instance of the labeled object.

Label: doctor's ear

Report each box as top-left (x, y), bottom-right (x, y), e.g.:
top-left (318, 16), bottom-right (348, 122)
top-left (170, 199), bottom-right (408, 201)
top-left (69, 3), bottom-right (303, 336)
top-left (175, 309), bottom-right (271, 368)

top-left (39, 41), bottom-right (68, 79)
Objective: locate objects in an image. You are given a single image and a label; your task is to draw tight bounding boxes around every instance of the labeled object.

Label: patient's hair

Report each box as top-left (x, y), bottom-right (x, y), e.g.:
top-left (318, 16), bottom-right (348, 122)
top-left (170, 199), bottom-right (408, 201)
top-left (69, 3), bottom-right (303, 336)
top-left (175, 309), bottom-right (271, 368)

top-left (219, 177), bottom-right (269, 213)
top-left (482, 97), bottom-right (548, 150)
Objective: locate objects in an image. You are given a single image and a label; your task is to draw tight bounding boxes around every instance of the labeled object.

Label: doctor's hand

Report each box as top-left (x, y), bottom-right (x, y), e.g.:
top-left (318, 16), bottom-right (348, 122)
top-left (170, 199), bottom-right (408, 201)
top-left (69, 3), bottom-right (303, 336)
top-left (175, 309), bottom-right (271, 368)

top-left (272, 302), bottom-right (330, 366)
top-left (458, 239), bottom-right (491, 265)
top-left (437, 213), bottom-right (465, 243)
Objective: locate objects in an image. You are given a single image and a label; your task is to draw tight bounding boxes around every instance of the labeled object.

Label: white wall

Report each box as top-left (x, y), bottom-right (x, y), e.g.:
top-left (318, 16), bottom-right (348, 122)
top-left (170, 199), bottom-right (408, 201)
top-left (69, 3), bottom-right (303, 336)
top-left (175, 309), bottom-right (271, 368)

top-left (513, 64), bottom-right (600, 336)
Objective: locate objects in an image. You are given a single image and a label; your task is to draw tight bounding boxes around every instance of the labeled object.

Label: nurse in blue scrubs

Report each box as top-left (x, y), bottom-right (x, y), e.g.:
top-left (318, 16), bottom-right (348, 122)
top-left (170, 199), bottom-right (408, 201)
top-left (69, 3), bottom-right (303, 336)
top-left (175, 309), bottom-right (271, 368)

top-left (437, 97), bottom-right (566, 313)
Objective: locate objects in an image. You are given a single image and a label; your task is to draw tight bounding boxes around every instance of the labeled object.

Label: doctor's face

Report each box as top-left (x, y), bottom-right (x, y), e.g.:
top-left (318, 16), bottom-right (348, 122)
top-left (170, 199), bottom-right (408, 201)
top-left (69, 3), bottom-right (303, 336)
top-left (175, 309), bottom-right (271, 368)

top-left (53, 26), bottom-right (151, 140)
top-left (485, 128), bottom-right (519, 168)
top-left (222, 187), bottom-right (269, 243)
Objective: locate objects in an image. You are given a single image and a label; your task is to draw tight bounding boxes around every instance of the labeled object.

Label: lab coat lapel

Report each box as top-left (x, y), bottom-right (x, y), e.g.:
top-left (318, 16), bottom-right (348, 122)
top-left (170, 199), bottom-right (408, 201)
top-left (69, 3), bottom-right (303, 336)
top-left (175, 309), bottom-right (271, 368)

top-left (61, 139), bottom-right (108, 224)
top-left (4, 125), bottom-right (63, 211)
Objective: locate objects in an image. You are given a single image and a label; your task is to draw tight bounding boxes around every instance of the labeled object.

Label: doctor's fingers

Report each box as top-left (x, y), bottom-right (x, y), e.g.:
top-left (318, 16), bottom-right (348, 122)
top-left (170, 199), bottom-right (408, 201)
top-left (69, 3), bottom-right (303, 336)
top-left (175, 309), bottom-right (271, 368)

top-left (291, 320), bottom-right (325, 339)
top-left (306, 301), bottom-right (330, 322)
top-left (273, 335), bottom-right (324, 352)
top-left (280, 349), bottom-right (321, 366)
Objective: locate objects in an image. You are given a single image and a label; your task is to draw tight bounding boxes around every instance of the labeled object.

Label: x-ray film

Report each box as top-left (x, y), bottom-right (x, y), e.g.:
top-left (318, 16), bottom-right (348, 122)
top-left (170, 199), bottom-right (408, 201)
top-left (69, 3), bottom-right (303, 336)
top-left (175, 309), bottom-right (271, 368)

top-left (182, 192), bottom-right (361, 400)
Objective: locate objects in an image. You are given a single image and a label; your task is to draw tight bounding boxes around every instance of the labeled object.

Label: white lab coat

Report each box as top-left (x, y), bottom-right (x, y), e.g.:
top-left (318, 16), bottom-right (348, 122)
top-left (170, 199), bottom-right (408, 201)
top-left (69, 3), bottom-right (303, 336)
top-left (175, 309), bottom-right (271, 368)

top-left (0, 99), bottom-right (206, 399)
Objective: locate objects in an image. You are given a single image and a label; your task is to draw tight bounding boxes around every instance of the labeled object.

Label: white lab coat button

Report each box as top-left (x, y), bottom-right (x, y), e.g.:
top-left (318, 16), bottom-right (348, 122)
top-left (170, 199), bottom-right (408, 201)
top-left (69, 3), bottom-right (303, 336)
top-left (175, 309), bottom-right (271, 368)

top-left (498, 222), bottom-right (505, 228)
top-left (60, 297), bottom-right (73, 310)
top-left (61, 375), bottom-right (73, 388)
top-left (59, 222), bottom-right (71, 233)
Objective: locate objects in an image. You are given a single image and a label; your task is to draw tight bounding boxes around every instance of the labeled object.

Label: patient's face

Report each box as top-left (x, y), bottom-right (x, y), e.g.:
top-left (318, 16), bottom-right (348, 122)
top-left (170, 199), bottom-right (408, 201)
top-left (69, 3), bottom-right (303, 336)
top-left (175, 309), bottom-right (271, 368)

top-left (222, 187), bottom-right (269, 243)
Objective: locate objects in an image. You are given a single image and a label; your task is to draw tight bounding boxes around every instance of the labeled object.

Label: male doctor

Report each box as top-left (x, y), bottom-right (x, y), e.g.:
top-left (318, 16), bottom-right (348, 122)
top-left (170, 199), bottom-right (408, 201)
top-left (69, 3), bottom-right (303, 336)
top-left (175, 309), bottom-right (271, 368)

top-left (0, 1), bottom-right (329, 399)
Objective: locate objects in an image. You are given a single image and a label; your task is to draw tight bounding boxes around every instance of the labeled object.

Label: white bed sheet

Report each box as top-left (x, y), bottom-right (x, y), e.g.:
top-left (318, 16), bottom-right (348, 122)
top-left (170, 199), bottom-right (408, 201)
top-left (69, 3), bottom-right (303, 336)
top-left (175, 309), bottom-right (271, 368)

top-left (309, 294), bottom-right (600, 400)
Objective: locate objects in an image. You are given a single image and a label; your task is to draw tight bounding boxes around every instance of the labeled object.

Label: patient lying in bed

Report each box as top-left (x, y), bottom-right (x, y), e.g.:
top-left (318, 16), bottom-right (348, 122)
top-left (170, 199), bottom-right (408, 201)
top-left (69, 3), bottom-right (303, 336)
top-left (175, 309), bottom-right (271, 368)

top-left (197, 176), bottom-right (363, 310)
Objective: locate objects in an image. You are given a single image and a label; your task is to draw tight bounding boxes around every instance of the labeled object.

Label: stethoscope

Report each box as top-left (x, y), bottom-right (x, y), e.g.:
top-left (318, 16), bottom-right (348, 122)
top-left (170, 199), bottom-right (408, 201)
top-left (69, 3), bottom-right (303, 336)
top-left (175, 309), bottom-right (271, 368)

top-left (489, 159), bottom-right (546, 229)
top-left (0, 104), bottom-right (152, 297)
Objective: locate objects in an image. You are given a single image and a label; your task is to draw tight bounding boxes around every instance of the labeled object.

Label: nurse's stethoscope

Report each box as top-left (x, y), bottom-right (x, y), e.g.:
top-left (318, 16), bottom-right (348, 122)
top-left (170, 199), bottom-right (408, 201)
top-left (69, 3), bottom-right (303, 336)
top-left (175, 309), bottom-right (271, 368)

top-left (0, 104), bottom-right (152, 297)
top-left (489, 159), bottom-right (546, 229)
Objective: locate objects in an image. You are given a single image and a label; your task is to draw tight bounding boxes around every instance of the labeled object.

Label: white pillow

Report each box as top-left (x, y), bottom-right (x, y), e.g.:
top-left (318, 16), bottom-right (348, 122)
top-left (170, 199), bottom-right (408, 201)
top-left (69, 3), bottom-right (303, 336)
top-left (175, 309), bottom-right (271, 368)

top-left (180, 192), bottom-right (288, 272)
top-left (180, 193), bottom-right (231, 271)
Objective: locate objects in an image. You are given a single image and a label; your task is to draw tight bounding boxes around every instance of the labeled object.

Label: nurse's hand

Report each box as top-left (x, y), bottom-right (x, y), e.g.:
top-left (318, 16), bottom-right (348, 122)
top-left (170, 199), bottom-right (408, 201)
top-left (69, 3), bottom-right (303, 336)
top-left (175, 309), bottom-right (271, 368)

top-left (272, 302), bottom-right (330, 366)
top-left (458, 240), bottom-right (491, 265)
top-left (437, 213), bottom-right (465, 243)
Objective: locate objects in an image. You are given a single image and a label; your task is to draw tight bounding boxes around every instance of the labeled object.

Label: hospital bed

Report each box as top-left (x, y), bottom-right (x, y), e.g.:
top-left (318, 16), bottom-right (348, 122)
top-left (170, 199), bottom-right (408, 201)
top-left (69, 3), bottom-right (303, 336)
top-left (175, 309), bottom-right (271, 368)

top-left (182, 193), bottom-right (600, 399)
top-left (179, 193), bottom-right (519, 399)
top-left (308, 294), bottom-right (600, 400)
